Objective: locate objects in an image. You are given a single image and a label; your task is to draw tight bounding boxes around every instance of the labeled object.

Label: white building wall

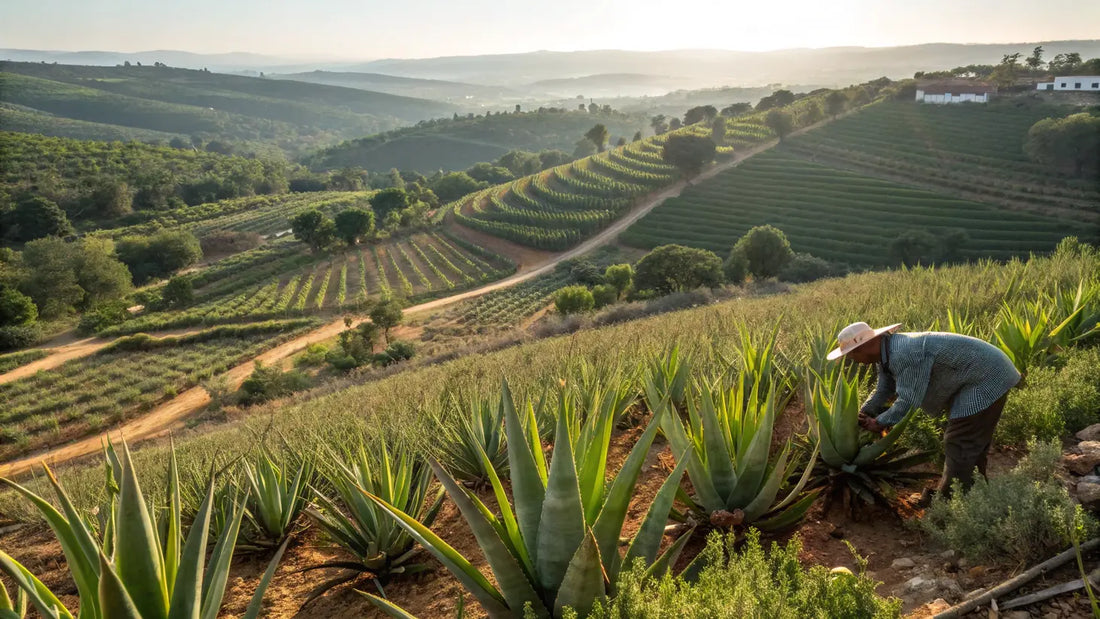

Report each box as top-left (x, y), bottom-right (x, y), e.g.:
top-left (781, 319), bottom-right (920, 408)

top-left (1052, 76), bottom-right (1100, 91)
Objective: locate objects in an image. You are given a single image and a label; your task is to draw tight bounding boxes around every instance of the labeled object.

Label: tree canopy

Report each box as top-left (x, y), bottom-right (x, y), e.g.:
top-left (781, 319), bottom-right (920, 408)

top-left (1025, 113), bottom-right (1100, 178)
top-left (731, 225), bottom-right (793, 279)
top-left (634, 244), bottom-right (724, 295)
top-left (333, 207), bottom-right (375, 246)
top-left (662, 134), bottom-right (717, 178)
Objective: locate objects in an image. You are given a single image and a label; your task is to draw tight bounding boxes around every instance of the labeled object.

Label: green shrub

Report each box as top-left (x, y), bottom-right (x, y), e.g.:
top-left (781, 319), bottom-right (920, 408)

top-left (779, 252), bottom-right (833, 284)
top-left (592, 283), bottom-right (618, 309)
top-left (296, 343), bottom-right (329, 367)
top-left (375, 340), bottom-right (416, 367)
top-left (0, 323), bottom-right (42, 351)
top-left (723, 248), bottom-right (749, 285)
top-left (997, 347), bottom-right (1100, 444)
top-left (919, 440), bottom-right (1096, 565)
top-left (77, 300), bottom-right (130, 335)
top-left (572, 530), bottom-right (901, 619)
top-left (237, 361), bottom-right (310, 405)
top-left (733, 225), bottom-right (793, 279)
top-left (555, 284), bottom-right (595, 314)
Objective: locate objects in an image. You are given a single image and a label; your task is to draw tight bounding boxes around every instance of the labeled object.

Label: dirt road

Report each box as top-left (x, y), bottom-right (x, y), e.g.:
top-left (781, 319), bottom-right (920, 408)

top-left (0, 120), bottom-right (836, 479)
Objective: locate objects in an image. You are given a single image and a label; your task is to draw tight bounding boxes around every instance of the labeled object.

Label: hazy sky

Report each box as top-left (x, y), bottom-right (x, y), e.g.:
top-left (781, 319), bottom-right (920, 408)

top-left (3, 0), bottom-right (1098, 59)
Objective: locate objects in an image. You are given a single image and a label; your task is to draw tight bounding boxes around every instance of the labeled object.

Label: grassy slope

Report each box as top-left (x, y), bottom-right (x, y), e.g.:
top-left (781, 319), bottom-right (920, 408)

top-left (308, 110), bottom-right (652, 172)
top-left (8, 248), bottom-right (1094, 516)
top-left (0, 62), bottom-right (458, 154)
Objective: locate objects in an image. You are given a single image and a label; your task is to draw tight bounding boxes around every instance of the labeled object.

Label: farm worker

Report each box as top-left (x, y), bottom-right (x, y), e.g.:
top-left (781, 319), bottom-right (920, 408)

top-left (827, 321), bottom-right (1021, 508)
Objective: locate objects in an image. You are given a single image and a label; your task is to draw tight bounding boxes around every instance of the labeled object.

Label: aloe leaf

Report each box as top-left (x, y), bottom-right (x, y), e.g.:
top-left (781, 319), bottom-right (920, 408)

top-left (642, 526), bottom-right (695, 581)
top-left (359, 590), bottom-right (421, 618)
top-left (0, 550), bottom-right (72, 619)
top-left (164, 446), bottom-right (182, 599)
top-left (657, 402), bottom-right (721, 511)
top-left (535, 407), bottom-right (587, 597)
top-left (742, 445), bottom-right (790, 521)
top-left (428, 460), bottom-right (546, 615)
top-left (773, 441), bottom-right (819, 511)
top-left (362, 491), bottom-right (509, 617)
top-left (577, 401), bottom-right (614, 524)
top-left (623, 452), bottom-right (689, 569)
top-left (727, 384), bottom-right (776, 508)
top-left (1, 474), bottom-right (99, 619)
top-left (241, 537), bottom-right (290, 619)
top-left (591, 410), bottom-right (662, 574)
top-left (552, 530), bottom-right (606, 618)
top-left (476, 443), bottom-right (534, 576)
top-left (167, 478), bottom-right (215, 619)
top-left (853, 408), bottom-right (917, 467)
top-left (98, 553), bottom-right (143, 619)
top-left (114, 443), bottom-right (169, 619)
top-left (199, 490), bottom-right (247, 619)
top-left (754, 489), bottom-right (820, 531)
top-left (501, 381), bottom-right (546, 562)
top-left (696, 384), bottom-right (736, 499)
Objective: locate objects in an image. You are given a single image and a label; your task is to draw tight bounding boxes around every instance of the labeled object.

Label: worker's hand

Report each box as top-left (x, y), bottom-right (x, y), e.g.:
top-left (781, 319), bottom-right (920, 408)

top-left (857, 413), bottom-right (885, 434)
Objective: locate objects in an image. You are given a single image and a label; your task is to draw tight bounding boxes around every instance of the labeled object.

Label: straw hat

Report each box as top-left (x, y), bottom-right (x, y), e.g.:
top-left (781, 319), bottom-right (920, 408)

top-left (826, 322), bottom-right (902, 361)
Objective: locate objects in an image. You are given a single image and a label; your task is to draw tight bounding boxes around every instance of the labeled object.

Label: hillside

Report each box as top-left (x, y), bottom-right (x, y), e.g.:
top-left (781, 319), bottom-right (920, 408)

top-left (307, 109), bottom-right (651, 173)
top-left (0, 62), bottom-right (457, 155)
top-left (272, 70), bottom-right (522, 104)
top-left (621, 100), bottom-right (1096, 266)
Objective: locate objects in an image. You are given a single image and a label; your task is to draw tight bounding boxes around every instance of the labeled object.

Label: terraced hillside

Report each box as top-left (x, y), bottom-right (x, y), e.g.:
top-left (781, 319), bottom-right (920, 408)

top-left (781, 100), bottom-right (1100, 220)
top-left (449, 113), bottom-right (777, 250)
top-left (104, 233), bottom-right (514, 335)
top-left (622, 151), bottom-right (1080, 265)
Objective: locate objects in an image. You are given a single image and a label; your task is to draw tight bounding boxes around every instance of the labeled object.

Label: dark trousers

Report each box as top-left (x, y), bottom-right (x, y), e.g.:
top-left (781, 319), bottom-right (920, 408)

top-left (937, 394), bottom-right (1008, 498)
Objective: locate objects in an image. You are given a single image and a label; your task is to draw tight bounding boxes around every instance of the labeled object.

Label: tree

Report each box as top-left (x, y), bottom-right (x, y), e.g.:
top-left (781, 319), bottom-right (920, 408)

top-left (778, 253), bottom-right (832, 283)
top-left (616, 137), bottom-right (627, 147)
top-left (591, 284), bottom-right (617, 309)
top-left (1026, 46), bottom-right (1044, 71)
top-left (333, 208), bottom-right (374, 246)
top-left (1024, 113), bottom-right (1100, 178)
top-left (765, 109), bottom-right (795, 141)
top-left (88, 181), bottom-right (133, 217)
top-left (290, 209), bottom-right (336, 253)
top-left (498, 150), bottom-right (543, 176)
top-left (585, 124), bottom-right (609, 152)
top-left (369, 187), bottom-right (410, 221)
top-left (633, 245), bottom-right (724, 295)
top-left (604, 263), bottom-right (634, 299)
top-left (369, 297), bottom-right (404, 343)
top-left (515, 104), bottom-right (522, 113)
top-left (538, 150), bottom-right (572, 170)
top-left (721, 102), bottom-right (752, 117)
top-left (889, 229), bottom-right (940, 267)
top-left (466, 162), bottom-right (515, 185)
top-left (19, 238), bottom-right (83, 318)
top-left (0, 285), bottom-right (36, 327)
top-left (71, 237), bottom-right (133, 308)
top-left (4, 196), bottom-right (73, 242)
top-left (650, 115), bottom-right (669, 135)
top-left (662, 134), bottom-right (717, 178)
top-left (588, 102), bottom-right (599, 114)
top-left (554, 285), bottom-right (595, 315)
top-left (632, 131), bottom-right (643, 142)
top-left (733, 225), bottom-right (793, 279)
top-left (429, 172), bottom-right (486, 203)
top-left (755, 89), bottom-right (795, 111)
top-left (669, 118), bottom-right (683, 130)
top-left (723, 249), bottom-right (749, 285)
top-left (684, 105), bottom-right (718, 125)
top-left (710, 117), bottom-right (727, 144)
top-left (825, 91), bottom-right (848, 119)
top-left (1049, 52), bottom-right (1083, 73)
top-left (161, 275), bottom-right (194, 308)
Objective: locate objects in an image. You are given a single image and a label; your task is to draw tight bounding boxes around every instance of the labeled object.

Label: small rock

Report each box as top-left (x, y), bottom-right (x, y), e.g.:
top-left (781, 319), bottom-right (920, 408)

top-left (927, 598), bottom-right (951, 613)
top-left (905, 576), bottom-right (935, 592)
top-left (1080, 475), bottom-right (1100, 485)
top-left (709, 509), bottom-right (744, 528)
top-left (940, 549), bottom-right (956, 559)
top-left (1077, 423), bottom-right (1100, 442)
top-left (1042, 611), bottom-right (1059, 619)
top-left (1077, 481), bottom-right (1100, 508)
top-left (1003, 612), bottom-right (1030, 619)
top-left (1066, 441), bottom-right (1100, 475)
top-left (938, 577), bottom-right (962, 595)
top-left (891, 557), bottom-right (917, 569)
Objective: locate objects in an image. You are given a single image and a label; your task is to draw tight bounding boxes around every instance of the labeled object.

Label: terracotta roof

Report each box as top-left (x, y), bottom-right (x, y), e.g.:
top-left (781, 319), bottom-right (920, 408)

top-left (919, 82), bottom-right (995, 95)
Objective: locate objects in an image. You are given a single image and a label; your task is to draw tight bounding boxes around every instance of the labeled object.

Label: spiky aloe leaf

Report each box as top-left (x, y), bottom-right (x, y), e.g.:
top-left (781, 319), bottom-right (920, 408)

top-left (427, 460), bottom-right (546, 616)
top-left (199, 490), bottom-right (247, 619)
top-left (114, 444), bottom-right (169, 619)
top-left (535, 407), bottom-right (587, 597)
top-left (623, 452), bottom-right (690, 569)
top-left (501, 381), bottom-right (546, 562)
top-left (727, 383), bottom-right (776, 508)
top-left (649, 379), bottom-right (722, 511)
top-left (476, 441), bottom-right (534, 576)
top-left (98, 553), bottom-right (142, 619)
top-left (167, 477), bottom-right (215, 619)
top-left (363, 491), bottom-right (509, 617)
top-left (642, 526), bottom-right (695, 582)
top-left (577, 398), bottom-right (614, 524)
top-left (164, 447), bottom-right (182, 601)
top-left (0, 551), bottom-right (71, 619)
top-left (695, 384), bottom-right (736, 499)
top-left (754, 490), bottom-right (821, 531)
top-left (853, 408), bottom-right (918, 467)
top-left (741, 444), bottom-right (792, 522)
top-left (552, 530), bottom-right (605, 618)
top-left (591, 410), bottom-right (663, 575)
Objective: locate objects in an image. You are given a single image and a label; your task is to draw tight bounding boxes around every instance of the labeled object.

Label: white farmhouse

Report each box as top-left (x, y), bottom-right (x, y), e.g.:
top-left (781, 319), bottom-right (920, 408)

top-left (915, 82), bottom-right (995, 104)
top-left (1036, 77), bottom-right (1100, 91)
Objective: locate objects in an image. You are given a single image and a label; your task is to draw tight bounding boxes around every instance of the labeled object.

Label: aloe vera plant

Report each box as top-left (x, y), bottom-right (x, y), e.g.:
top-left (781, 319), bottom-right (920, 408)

top-left (304, 442), bottom-right (444, 604)
top-left (804, 371), bottom-right (935, 505)
top-left (242, 449), bottom-right (313, 545)
top-left (364, 380), bottom-right (693, 618)
top-left (436, 392), bottom-right (509, 484)
top-left (644, 345), bottom-right (693, 408)
top-left (0, 579), bottom-right (27, 619)
top-left (649, 371), bottom-right (818, 531)
top-left (0, 442), bottom-right (286, 619)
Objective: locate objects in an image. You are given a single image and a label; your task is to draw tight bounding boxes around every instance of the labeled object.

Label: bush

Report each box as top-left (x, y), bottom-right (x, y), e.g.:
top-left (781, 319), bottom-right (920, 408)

top-left (116, 230), bottom-right (203, 283)
top-left (0, 285), bottom-right (37, 326)
top-left (555, 285), bottom-right (595, 315)
top-left (733, 225), bottom-right (793, 279)
top-left (296, 343), bottom-right (329, 367)
top-left (236, 361), bottom-right (310, 405)
top-left (0, 323), bottom-right (42, 351)
top-left (576, 530), bottom-right (901, 618)
top-left (919, 440), bottom-right (1096, 565)
top-left (78, 300), bottom-right (130, 335)
top-left (997, 348), bottom-right (1100, 444)
top-left (723, 249), bottom-right (749, 285)
top-left (591, 284), bottom-right (618, 309)
top-left (161, 276), bottom-right (194, 309)
top-left (779, 252), bottom-right (833, 283)
top-left (375, 340), bottom-right (416, 367)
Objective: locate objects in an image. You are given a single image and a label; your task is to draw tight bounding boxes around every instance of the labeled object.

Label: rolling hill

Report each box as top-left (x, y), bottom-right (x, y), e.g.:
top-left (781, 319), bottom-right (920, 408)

top-left (271, 70), bottom-right (522, 104)
top-left (0, 62), bottom-right (457, 155)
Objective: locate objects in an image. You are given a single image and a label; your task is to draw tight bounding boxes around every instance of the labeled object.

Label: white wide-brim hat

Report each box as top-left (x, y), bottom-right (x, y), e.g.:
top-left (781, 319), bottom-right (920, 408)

top-left (826, 321), bottom-right (902, 361)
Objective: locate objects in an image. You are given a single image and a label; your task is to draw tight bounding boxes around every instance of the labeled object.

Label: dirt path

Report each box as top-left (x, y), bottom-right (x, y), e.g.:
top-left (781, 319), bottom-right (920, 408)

top-left (0, 116), bottom-right (842, 479)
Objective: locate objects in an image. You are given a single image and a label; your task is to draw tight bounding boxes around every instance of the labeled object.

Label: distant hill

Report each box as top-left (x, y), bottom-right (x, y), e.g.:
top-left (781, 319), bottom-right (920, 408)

top-left (307, 109), bottom-right (651, 173)
top-left (0, 62), bottom-right (457, 156)
top-left (271, 70), bottom-right (521, 105)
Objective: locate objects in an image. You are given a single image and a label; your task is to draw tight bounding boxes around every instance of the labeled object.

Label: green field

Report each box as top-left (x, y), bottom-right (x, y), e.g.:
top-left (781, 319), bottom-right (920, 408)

top-left (104, 232), bottom-right (514, 335)
top-left (781, 100), bottom-right (1100, 219)
top-left (622, 151), bottom-right (1082, 265)
top-left (0, 320), bottom-right (314, 459)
